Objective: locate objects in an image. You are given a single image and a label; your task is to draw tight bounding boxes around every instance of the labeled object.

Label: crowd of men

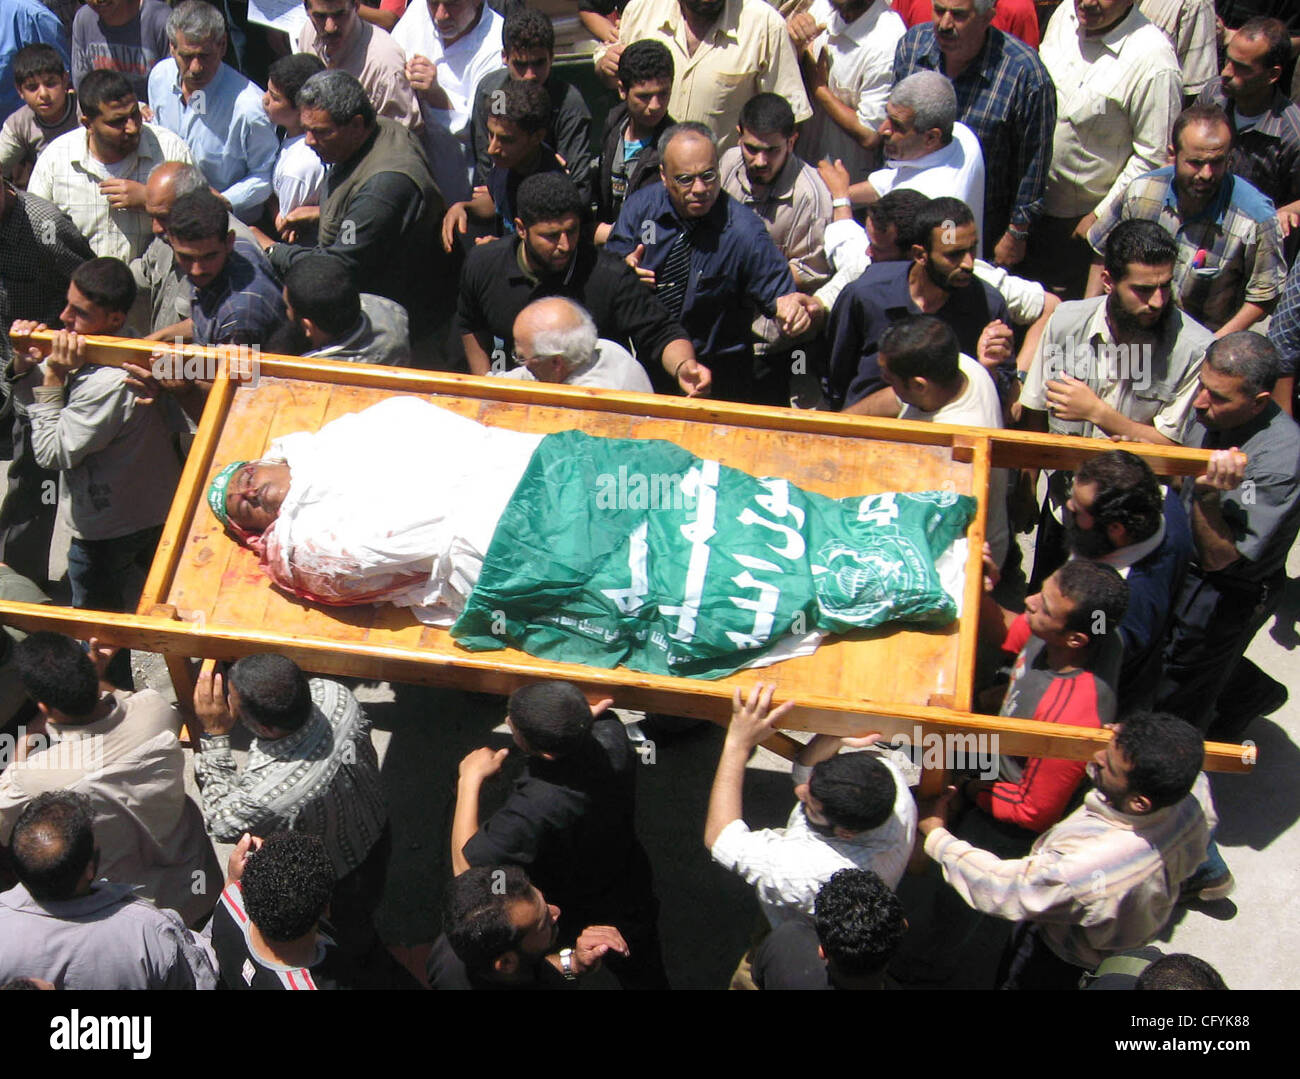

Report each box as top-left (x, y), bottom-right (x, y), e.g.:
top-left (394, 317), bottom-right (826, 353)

top-left (1, 0), bottom-right (1298, 990)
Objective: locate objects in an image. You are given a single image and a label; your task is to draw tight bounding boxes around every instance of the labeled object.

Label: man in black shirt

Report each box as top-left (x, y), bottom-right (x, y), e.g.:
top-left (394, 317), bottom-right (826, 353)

top-left (468, 7), bottom-right (593, 206)
top-left (451, 680), bottom-right (670, 989)
top-left (826, 196), bottom-right (1013, 414)
top-left (456, 171), bottom-right (708, 395)
top-left (752, 868), bottom-right (906, 990)
top-left (427, 865), bottom-right (628, 990)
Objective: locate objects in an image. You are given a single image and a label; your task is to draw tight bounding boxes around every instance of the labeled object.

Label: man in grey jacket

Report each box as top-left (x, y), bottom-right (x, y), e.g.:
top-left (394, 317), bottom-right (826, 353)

top-left (7, 256), bottom-right (182, 622)
top-left (0, 791), bottom-right (217, 989)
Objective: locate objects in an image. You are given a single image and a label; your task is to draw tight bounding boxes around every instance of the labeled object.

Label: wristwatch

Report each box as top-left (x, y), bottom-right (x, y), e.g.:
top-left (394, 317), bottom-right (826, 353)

top-left (831, 197), bottom-right (851, 209)
top-left (558, 948), bottom-right (578, 980)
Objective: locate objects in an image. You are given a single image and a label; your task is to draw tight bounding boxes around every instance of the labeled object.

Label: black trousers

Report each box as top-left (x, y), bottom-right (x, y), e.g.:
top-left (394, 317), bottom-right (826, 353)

top-left (997, 922), bottom-right (1088, 990)
top-left (1155, 567), bottom-right (1286, 733)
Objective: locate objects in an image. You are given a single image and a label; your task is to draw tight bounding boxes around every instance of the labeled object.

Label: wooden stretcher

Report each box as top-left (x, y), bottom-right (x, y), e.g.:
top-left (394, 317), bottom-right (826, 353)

top-left (0, 332), bottom-right (1256, 775)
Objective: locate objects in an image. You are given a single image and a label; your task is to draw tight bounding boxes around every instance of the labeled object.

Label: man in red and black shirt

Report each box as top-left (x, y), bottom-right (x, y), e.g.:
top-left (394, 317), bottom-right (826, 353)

top-left (965, 559), bottom-right (1130, 847)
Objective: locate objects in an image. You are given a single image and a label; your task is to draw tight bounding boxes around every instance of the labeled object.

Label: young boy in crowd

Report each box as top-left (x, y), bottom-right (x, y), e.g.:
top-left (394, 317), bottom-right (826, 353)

top-left (594, 38), bottom-right (674, 244)
top-left (260, 52), bottom-right (326, 244)
top-left (441, 80), bottom-right (563, 251)
top-left (0, 44), bottom-right (79, 188)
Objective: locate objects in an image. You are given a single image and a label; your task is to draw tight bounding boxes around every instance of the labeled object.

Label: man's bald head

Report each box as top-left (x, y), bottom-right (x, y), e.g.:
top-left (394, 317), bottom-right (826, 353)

top-left (659, 122), bottom-right (721, 220)
top-left (146, 161), bottom-right (207, 236)
top-left (511, 297), bottom-right (598, 383)
top-left (10, 791), bottom-right (97, 902)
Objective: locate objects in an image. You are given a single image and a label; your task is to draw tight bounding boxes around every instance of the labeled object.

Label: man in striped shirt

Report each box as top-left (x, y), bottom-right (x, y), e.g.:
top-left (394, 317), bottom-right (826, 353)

top-left (919, 710), bottom-right (1215, 989)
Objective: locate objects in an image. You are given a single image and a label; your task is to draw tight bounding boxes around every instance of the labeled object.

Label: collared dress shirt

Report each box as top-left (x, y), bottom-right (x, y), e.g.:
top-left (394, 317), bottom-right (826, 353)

top-left (299, 15), bottom-right (421, 130)
top-left (1268, 257), bottom-right (1300, 378)
top-left (27, 122), bottom-right (196, 260)
top-left (893, 23), bottom-right (1056, 247)
top-left (1139, 0), bottom-right (1218, 97)
top-left (1021, 293), bottom-right (1212, 443)
top-left (926, 775), bottom-right (1215, 970)
top-left (606, 184), bottom-right (795, 399)
top-left (799, 0), bottom-right (905, 182)
top-left (148, 59), bottom-right (280, 223)
top-left (1197, 83), bottom-right (1300, 213)
top-left (595, 0), bottom-right (811, 153)
top-left (1039, 2), bottom-right (1182, 218)
top-left (190, 240), bottom-right (287, 347)
top-left (1088, 167), bottom-right (1286, 331)
top-left (193, 678), bottom-right (388, 880)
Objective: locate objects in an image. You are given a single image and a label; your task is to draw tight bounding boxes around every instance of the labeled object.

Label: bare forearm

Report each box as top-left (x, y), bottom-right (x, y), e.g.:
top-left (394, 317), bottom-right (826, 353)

top-left (809, 85), bottom-right (879, 152)
top-left (843, 386), bottom-right (900, 417)
top-left (450, 779), bottom-right (482, 876)
top-left (357, 5), bottom-right (399, 31)
top-left (1084, 260), bottom-right (1104, 298)
top-left (1189, 491), bottom-right (1242, 571)
top-left (1272, 375), bottom-right (1293, 415)
top-left (1214, 301), bottom-right (1271, 337)
top-left (148, 319), bottom-right (192, 343)
top-left (1088, 401), bottom-right (1176, 445)
top-left (462, 332), bottom-right (492, 375)
top-left (704, 742), bottom-right (750, 849)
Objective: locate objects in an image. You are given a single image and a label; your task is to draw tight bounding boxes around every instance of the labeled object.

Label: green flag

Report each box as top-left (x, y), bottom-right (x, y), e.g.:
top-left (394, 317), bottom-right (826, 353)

top-left (451, 430), bottom-right (975, 679)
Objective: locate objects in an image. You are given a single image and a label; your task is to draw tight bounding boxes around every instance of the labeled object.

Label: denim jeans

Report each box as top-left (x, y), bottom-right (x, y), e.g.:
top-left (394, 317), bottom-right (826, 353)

top-left (66, 525), bottom-right (163, 613)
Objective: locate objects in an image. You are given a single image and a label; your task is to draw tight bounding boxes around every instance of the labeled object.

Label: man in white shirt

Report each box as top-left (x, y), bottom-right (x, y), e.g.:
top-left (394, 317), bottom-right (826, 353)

top-left (392, 0), bottom-right (503, 203)
top-left (705, 684), bottom-right (917, 930)
top-left (786, 0), bottom-right (906, 182)
top-left (498, 296), bottom-right (653, 393)
top-left (1032, 0), bottom-right (1181, 297)
top-left (29, 68), bottom-right (195, 262)
top-left (878, 314), bottom-right (1010, 566)
top-left (854, 70), bottom-right (986, 240)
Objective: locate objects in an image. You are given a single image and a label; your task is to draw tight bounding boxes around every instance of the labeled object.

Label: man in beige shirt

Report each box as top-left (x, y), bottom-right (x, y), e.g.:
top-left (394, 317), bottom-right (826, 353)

top-left (0, 632), bottom-right (221, 928)
top-left (298, 0), bottom-right (421, 130)
top-left (594, 0), bottom-right (811, 153)
top-left (1031, 0), bottom-right (1182, 297)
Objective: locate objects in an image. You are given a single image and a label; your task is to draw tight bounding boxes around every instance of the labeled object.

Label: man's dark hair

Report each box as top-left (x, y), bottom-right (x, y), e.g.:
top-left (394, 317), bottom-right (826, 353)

top-left (444, 865), bottom-right (534, 974)
top-left (617, 38), bottom-right (673, 89)
top-left (814, 869), bottom-right (906, 977)
top-left (9, 791), bottom-right (96, 902)
top-left (865, 188), bottom-right (930, 253)
top-left (71, 257), bottom-right (136, 315)
top-left (497, 79), bottom-right (550, 135)
top-left (78, 69), bottom-right (135, 119)
top-left (1204, 331), bottom-right (1279, 396)
top-left (502, 7), bottom-right (554, 56)
top-left (1171, 103), bottom-right (1233, 153)
top-left (1136, 953), bottom-right (1228, 990)
top-left (0, 977), bottom-right (49, 990)
top-left (809, 753), bottom-right (897, 833)
top-left (240, 832), bottom-right (336, 942)
top-left (14, 632), bottom-right (99, 718)
top-left (879, 315), bottom-right (960, 385)
top-left (1113, 712), bottom-right (1204, 811)
top-left (1236, 17), bottom-right (1291, 73)
top-left (1102, 218), bottom-right (1179, 282)
top-left (285, 255), bottom-right (361, 337)
top-left (1053, 559), bottom-right (1130, 640)
top-left (13, 43), bottom-right (66, 86)
top-left (914, 197), bottom-right (974, 253)
top-left (228, 653), bottom-right (314, 733)
top-left (166, 188), bottom-right (231, 244)
top-left (508, 680), bottom-right (593, 756)
top-left (516, 171), bottom-right (584, 227)
top-left (739, 92), bottom-right (795, 138)
top-left (1074, 450), bottom-right (1164, 544)
top-left (267, 52), bottom-right (326, 108)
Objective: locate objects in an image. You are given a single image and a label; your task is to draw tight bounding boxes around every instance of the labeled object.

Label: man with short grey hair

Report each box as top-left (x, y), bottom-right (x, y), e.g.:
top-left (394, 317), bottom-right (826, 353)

top-left (502, 297), bottom-right (653, 392)
top-left (262, 70), bottom-right (448, 357)
top-left (892, 0), bottom-right (1056, 266)
top-left (855, 71), bottom-right (984, 234)
top-left (298, 0), bottom-right (420, 129)
top-left (147, 1), bottom-right (278, 223)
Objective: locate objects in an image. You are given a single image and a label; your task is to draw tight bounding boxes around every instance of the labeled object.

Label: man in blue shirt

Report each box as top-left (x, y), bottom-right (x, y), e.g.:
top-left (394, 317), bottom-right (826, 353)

top-left (1, 0), bottom-right (69, 121)
top-left (605, 121), bottom-right (813, 402)
top-left (826, 195), bottom-right (1012, 413)
top-left (166, 187), bottom-right (284, 347)
top-left (147, 2), bottom-right (277, 224)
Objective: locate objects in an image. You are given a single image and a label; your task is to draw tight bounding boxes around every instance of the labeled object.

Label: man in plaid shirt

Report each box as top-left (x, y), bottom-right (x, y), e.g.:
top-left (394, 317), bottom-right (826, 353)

top-left (892, 0), bottom-right (1056, 267)
top-left (1086, 104), bottom-right (1286, 335)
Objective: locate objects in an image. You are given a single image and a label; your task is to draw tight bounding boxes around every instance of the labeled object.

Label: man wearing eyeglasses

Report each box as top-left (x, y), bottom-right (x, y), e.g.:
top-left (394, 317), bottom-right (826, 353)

top-left (605, 122), bottom-right (818, 403)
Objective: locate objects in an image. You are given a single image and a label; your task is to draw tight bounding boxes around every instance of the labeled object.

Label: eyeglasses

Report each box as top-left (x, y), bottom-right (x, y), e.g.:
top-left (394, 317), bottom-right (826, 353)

top-left (669, 169), bottom-right (718, 189)
top-left (511, 350), bottom-right (560, 366)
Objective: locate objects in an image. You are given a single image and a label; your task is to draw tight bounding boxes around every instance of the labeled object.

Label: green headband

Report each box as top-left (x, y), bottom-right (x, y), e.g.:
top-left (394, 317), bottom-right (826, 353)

top-left (207, 460), bottom-right (249, 528)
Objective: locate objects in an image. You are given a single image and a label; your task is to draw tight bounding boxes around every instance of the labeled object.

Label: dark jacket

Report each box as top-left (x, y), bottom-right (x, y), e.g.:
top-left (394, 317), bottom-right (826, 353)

top-left (596, 102), bottom-right (674, 226)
